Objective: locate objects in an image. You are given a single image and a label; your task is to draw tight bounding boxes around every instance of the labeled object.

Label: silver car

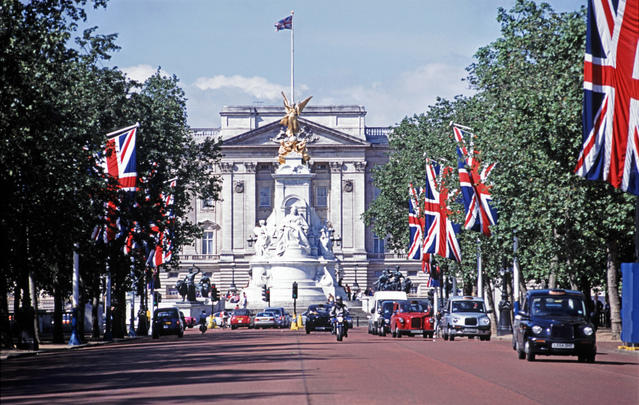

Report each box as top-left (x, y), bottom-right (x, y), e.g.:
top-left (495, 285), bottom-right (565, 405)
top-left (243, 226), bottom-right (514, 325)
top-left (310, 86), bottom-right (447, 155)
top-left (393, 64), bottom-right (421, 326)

top-left (441, 296), bottom-right (492, 341)
top-left (253, 312), bottom-right (277, 329)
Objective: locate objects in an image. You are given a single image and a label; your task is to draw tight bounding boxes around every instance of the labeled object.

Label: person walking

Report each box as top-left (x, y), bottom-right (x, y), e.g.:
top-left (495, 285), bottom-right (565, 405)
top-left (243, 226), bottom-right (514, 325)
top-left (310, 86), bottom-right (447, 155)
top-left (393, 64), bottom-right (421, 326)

top-left (241, 292), bottom-right (248, 309)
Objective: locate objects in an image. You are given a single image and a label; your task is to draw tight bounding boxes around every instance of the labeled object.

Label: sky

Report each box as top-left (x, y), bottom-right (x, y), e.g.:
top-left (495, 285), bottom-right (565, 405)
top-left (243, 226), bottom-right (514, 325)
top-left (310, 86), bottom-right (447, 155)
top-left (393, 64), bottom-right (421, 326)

top-left (83, 0), bottom-right (583, 128)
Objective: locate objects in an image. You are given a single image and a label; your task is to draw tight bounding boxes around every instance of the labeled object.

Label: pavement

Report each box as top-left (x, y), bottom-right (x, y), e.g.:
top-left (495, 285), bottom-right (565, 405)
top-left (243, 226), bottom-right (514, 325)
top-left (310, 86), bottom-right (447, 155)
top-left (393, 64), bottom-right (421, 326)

top-left (1, 327), bottom-right (635, 361)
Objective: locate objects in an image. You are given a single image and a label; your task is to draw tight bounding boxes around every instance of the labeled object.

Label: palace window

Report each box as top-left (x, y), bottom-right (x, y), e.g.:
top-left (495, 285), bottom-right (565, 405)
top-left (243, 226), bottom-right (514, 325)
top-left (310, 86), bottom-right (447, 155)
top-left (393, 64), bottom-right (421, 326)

top-left (202, 231), bottom-right (214, 254)
top-left (315, 186), bottom-right (328, 207)
top-left (373, 233), bottom-right (385, 254)
top-left (259, 186), bottom-right (271, 207)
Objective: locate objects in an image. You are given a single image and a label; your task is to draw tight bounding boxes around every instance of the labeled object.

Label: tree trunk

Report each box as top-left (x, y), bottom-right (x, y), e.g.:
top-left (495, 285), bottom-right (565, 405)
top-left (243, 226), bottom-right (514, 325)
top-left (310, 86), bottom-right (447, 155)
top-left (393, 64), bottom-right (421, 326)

top-left (606, 240), bottom-right (622, 340)
top-left (92, 295), bottom-right (101, 340)
top-left (28, 272), bottom-right (40, 348)
top-left (53, 283), bottom-right (64, 344)
top-left (484, 279), bottom-right (498, 336)
top-left (0, 275), bottom-right (11, 348)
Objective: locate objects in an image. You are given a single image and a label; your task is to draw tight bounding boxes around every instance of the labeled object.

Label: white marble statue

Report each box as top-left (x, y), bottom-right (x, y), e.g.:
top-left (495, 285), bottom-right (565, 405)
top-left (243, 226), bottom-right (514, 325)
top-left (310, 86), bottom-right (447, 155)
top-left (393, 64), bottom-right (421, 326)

top-left (319, 225), bottom-right (335, 259)
top-left (253, 220), bottom-right (270, 257)
top-left (276, 206), bottom-right (310, 255)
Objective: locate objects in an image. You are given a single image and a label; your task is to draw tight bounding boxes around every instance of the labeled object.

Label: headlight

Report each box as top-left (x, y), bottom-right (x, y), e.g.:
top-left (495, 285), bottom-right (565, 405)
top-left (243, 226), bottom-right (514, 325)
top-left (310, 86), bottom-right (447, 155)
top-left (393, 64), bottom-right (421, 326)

top-left (583, 326), bottom-right (594, 336)
top-left (452, 316), bottom-right (461, 324)
top-left (532, 325), bottom-right (543, 335)
top-left (398, 318), bottom-right (405, 323)
top-left (479, 317), bottom-right (490, 326)
top-left (385, 318), bottom-right (390, 324)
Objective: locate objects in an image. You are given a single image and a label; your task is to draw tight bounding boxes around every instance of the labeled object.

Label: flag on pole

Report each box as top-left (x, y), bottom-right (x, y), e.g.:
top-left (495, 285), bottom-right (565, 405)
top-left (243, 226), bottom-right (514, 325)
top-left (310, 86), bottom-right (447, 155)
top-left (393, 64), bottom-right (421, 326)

top-left (147, 178), bottom-right (177, 267)
top-left (93, 124), bottom-right (138, 243)
top-left (574, 0), bottom-right (639, 195)
top-left (408, 184), bottom-right (431, 272)
top-left (275, 15), bottom-right (293, 31)
top-left (452, 125), bottom-right (498, 236)
top-left (423, 160), bottom-right (462, 262)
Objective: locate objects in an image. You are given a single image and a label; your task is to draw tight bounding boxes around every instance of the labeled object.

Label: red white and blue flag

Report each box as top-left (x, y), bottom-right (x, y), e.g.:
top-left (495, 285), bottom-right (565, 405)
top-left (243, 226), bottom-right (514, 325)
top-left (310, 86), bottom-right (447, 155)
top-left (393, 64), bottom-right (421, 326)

top-left (93, 124), bottom-right (138, 243)
top-left (275, 14), bottom-right (293, 31)
top-left (423, 161), bottom-right (462, 263)
top-left (147, 178), bottom-right (177, 267)
top-left (574, 0), bottom-right (639, 195)
top-left (453, 125), bottom-right (498, 236)
top-left (408, 184), bottom-right (431, 273)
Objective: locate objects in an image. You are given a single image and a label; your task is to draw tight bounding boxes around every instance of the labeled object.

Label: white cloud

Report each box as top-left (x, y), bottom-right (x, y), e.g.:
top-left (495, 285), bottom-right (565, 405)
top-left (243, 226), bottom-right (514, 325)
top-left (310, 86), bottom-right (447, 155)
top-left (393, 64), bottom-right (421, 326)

top-left (316, 63), bottom-right (473, 126)
top-left (194, 75), bottom-right (285, 100)
top-left (121, 64), bottom-right (169, 83)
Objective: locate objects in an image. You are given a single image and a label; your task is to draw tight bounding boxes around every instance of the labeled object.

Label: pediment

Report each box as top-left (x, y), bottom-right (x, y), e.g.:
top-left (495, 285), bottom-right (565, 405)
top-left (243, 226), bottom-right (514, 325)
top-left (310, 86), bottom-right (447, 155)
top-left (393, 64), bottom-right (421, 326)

top-left (222, 118), bottom-right (370, 148)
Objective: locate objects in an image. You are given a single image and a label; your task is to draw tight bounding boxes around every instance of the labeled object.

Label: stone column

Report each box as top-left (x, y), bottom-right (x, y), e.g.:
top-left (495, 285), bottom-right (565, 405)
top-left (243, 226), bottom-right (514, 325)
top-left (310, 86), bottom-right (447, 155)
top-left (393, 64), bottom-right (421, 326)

top-left (219, 161), bottom-right (234, 261)
top-left (244, 162), bottom-right (257, 253)
top-left (329, 161), bottom-right (343, 252)
top-left (353, 161), bottom-right (367, 256)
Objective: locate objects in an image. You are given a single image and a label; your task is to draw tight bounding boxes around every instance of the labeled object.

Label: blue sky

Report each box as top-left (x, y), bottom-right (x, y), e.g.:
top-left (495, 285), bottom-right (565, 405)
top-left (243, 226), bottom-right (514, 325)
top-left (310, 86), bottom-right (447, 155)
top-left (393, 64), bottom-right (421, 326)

top-left (84, 0), bottom-right (583, 128)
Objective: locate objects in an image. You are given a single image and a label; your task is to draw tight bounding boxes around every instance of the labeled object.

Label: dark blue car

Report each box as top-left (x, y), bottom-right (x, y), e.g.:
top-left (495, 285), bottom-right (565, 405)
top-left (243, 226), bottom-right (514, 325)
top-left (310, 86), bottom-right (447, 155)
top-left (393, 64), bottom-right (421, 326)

top-left (513, 289), bottom-right (596, 362)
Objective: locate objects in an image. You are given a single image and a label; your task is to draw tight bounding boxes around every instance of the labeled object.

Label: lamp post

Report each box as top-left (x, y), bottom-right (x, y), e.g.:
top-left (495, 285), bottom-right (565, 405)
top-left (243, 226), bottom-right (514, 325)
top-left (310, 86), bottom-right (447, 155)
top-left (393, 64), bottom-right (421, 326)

top-left (230, 265), bottom-right (236, 291)
top-left (247, 234), bottom-right (257, 248)
top-left (353, 264), bottom-right (360, 295)
top-left (497, 265), bottom-right (513, 336)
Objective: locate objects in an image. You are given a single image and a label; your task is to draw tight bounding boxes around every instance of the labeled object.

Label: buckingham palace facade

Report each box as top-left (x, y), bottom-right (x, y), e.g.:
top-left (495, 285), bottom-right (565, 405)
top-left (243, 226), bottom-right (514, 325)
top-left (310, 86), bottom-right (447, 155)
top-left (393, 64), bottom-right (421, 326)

top-left (168, 104), bottom-right (429, 299)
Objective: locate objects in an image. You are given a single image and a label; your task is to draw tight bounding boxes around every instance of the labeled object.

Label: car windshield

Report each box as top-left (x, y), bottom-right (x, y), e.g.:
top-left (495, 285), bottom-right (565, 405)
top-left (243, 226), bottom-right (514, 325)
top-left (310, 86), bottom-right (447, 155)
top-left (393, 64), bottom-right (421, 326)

top-left (156, 310), bottom-right (177, 318)
top-left (233, 309), bottom-right (250, 316)
top-left (399, 301), bottom-right (428, 312)
top-left (256, 312), bottom-right (272, 317)
top-left (451, 300), bottom-right (485, 313)
top-left (531, 296), bottom-right (586, 317)
top-left (382, 301), bottom-right (403, 315)
top-left (308, 305), bottom-right (330, 315)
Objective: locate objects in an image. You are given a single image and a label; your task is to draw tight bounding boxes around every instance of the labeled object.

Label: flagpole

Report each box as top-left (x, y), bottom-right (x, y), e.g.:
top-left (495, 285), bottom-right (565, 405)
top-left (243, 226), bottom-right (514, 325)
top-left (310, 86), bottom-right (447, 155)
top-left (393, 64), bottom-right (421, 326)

top-left (106, 122), bottom-right (139, 139)
top-left (476, 238), bottom-right (483, 298)
top-left (290, 10), bottom-right (294, 104)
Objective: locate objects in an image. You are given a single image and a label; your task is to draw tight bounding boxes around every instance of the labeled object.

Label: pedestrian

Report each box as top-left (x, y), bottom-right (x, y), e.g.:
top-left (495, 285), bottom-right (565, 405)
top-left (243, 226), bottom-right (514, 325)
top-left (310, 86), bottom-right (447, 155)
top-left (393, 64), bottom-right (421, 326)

top-left (241, 292), bottom-right (248, 309)
top-left (346, 284), bottom-right (351, 301)
top-left (327, 293), bottom-right (335, 304)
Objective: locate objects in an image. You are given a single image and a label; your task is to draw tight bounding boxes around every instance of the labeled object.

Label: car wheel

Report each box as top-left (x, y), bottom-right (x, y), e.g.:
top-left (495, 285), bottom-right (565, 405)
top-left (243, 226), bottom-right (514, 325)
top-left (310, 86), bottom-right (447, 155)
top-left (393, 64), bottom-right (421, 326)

top-left (306, 327), bottom-right (310, 335)
top-left (391, 326), bottom-right (397, 338)
top-left (395, 326), bottom-right (401, 338)
top-left (380, 325), bottom-right (386, 337)
top-left (525, 340), bottom-right (535, 361)
top-left (443, 327), bottom-right (449, 341)
top-left (449, 328), bottom-right (455, 341)
top-left (178, 331), bottom-right (183, 338)
top-left (516, 340), bottom-right (525, 359)
top-left (231, 325), bottom-right (236, 330)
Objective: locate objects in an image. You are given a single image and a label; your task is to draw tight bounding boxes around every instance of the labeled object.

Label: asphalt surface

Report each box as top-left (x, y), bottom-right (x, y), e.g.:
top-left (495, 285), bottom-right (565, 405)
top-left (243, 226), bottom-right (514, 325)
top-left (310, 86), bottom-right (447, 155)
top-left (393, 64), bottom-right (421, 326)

top-left (1, 327), bottom-right (638, 405)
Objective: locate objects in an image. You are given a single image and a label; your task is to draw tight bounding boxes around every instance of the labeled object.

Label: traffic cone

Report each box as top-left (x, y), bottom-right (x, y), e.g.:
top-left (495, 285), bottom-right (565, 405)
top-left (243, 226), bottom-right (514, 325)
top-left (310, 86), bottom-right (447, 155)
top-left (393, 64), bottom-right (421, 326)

top-left (290, 316), bottom-right (299, 330)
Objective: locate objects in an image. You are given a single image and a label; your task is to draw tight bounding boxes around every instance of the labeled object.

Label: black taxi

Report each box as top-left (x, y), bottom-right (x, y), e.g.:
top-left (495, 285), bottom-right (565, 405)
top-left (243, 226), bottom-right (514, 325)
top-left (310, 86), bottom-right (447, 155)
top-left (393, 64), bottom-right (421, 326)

top-left (513, 289), bottom-right (596, 362)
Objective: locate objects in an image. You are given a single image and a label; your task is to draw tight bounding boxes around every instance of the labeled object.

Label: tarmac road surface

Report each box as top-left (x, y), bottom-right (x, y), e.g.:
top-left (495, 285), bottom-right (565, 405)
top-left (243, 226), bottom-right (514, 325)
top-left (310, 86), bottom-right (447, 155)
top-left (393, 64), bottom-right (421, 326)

top-left (1, 327), bottom-right (638, 405)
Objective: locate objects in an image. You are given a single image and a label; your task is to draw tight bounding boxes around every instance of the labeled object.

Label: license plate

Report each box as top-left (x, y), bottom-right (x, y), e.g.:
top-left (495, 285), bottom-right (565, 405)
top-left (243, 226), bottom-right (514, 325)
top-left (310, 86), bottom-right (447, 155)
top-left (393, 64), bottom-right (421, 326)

top-left (163, 325), bottom-right (169, 329)
top-left (552, 343), bottom-right (574, 349)
top-left (411, 330), bottom-right (423, 334)
top-left (465, 328), bottom-right (478, 334)
top-left (238, 320), bottom-right (243, 323)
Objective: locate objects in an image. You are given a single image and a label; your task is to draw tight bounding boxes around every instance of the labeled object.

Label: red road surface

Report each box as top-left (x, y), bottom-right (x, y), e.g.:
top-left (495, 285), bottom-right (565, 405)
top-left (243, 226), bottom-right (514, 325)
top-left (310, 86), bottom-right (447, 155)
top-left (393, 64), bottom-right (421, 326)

top-left (2, 327), bottom-right (638, 404)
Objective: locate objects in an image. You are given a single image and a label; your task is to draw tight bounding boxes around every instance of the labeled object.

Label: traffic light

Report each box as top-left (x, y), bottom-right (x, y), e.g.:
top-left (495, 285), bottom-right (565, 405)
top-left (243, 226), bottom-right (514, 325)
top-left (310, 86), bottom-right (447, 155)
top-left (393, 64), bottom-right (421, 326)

top-left (292, 282), bottom-right (298, 299)
top-left (266, 288), bottom-right (270, 303)
top-left (211, 284), bottom-right (219, 301)
top-left (262, 285), bottom-right (268, 301)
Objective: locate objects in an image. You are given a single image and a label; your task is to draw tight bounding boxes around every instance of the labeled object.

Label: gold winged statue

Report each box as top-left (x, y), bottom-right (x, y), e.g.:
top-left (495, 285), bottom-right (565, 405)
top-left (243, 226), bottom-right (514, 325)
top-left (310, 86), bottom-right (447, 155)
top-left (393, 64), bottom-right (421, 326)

top-left (278, 91), bottom-right (313, 164)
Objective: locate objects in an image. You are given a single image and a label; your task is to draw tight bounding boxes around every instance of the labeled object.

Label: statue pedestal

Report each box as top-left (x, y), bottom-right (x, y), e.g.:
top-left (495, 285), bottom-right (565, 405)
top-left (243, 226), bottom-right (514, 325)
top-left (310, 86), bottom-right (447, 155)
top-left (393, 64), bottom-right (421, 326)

top-left (174, 301), bottom-right (210, 318)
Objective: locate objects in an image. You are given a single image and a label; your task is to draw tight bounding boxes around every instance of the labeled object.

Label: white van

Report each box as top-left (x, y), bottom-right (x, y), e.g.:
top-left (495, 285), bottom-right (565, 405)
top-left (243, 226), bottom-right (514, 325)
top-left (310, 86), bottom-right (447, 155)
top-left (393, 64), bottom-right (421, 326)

top-left (367, 291), bottom-right (408, 336)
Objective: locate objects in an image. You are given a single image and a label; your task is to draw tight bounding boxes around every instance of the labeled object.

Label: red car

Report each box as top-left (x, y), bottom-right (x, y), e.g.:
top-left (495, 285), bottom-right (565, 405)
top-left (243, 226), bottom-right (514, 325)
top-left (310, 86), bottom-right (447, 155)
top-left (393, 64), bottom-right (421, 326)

top-left (390, 300), bottom-right (435, 338)
top-left (230, 309), bottom-right (253, 329)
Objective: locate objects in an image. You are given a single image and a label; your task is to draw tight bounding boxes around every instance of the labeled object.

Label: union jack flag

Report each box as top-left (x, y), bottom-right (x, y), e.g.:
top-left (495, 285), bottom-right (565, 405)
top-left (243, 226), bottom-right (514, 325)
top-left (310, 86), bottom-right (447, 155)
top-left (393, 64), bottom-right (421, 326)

top-left (93, 124), bottom-right (138, 243)
top-left (423, 160), bottom-right (462, 263)
top-left (147, 178), bottom-right (177, 267)
top-left (408, 184), bottom-right (431, 272)
top-left (453, 125), bottom-right (498, 236)
top-left (275, 14), bottom-right (292, 31)
top-left (575, 0), bottom-right (639, 195)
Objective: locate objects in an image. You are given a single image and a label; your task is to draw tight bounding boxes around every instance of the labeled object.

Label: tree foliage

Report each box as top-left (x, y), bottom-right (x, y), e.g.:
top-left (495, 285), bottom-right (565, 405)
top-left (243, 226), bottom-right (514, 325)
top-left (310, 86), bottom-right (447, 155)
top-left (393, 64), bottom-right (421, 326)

top-left (364, 0), bottom-right (634, 294)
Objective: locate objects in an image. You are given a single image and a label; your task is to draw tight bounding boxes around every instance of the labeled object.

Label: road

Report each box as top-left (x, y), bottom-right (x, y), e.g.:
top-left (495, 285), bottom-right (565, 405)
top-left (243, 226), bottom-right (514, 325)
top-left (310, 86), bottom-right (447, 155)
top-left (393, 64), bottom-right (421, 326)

top-left (2, 327), bottom-right (638, 405)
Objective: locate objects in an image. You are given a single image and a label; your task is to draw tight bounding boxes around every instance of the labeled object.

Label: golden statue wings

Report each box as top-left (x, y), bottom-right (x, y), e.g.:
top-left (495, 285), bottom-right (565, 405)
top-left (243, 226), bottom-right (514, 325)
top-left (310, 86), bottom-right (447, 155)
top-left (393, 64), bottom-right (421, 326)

top-left (280, 91), bottom-right (312, 137)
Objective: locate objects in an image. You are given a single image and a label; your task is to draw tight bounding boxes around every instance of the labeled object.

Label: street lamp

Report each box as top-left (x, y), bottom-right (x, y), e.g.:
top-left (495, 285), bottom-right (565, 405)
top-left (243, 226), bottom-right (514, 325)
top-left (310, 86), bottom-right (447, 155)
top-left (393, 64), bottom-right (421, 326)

top-left (328, 224), bottom-right (342, 247)
top-left (353, 264), bottom-right (360, 291)
top-left (247, 234), bottom-right (257, 247)
top-left (230, 265), bottom-right (236, 291)
top-left (497, 264), bottom-right (513, 336)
